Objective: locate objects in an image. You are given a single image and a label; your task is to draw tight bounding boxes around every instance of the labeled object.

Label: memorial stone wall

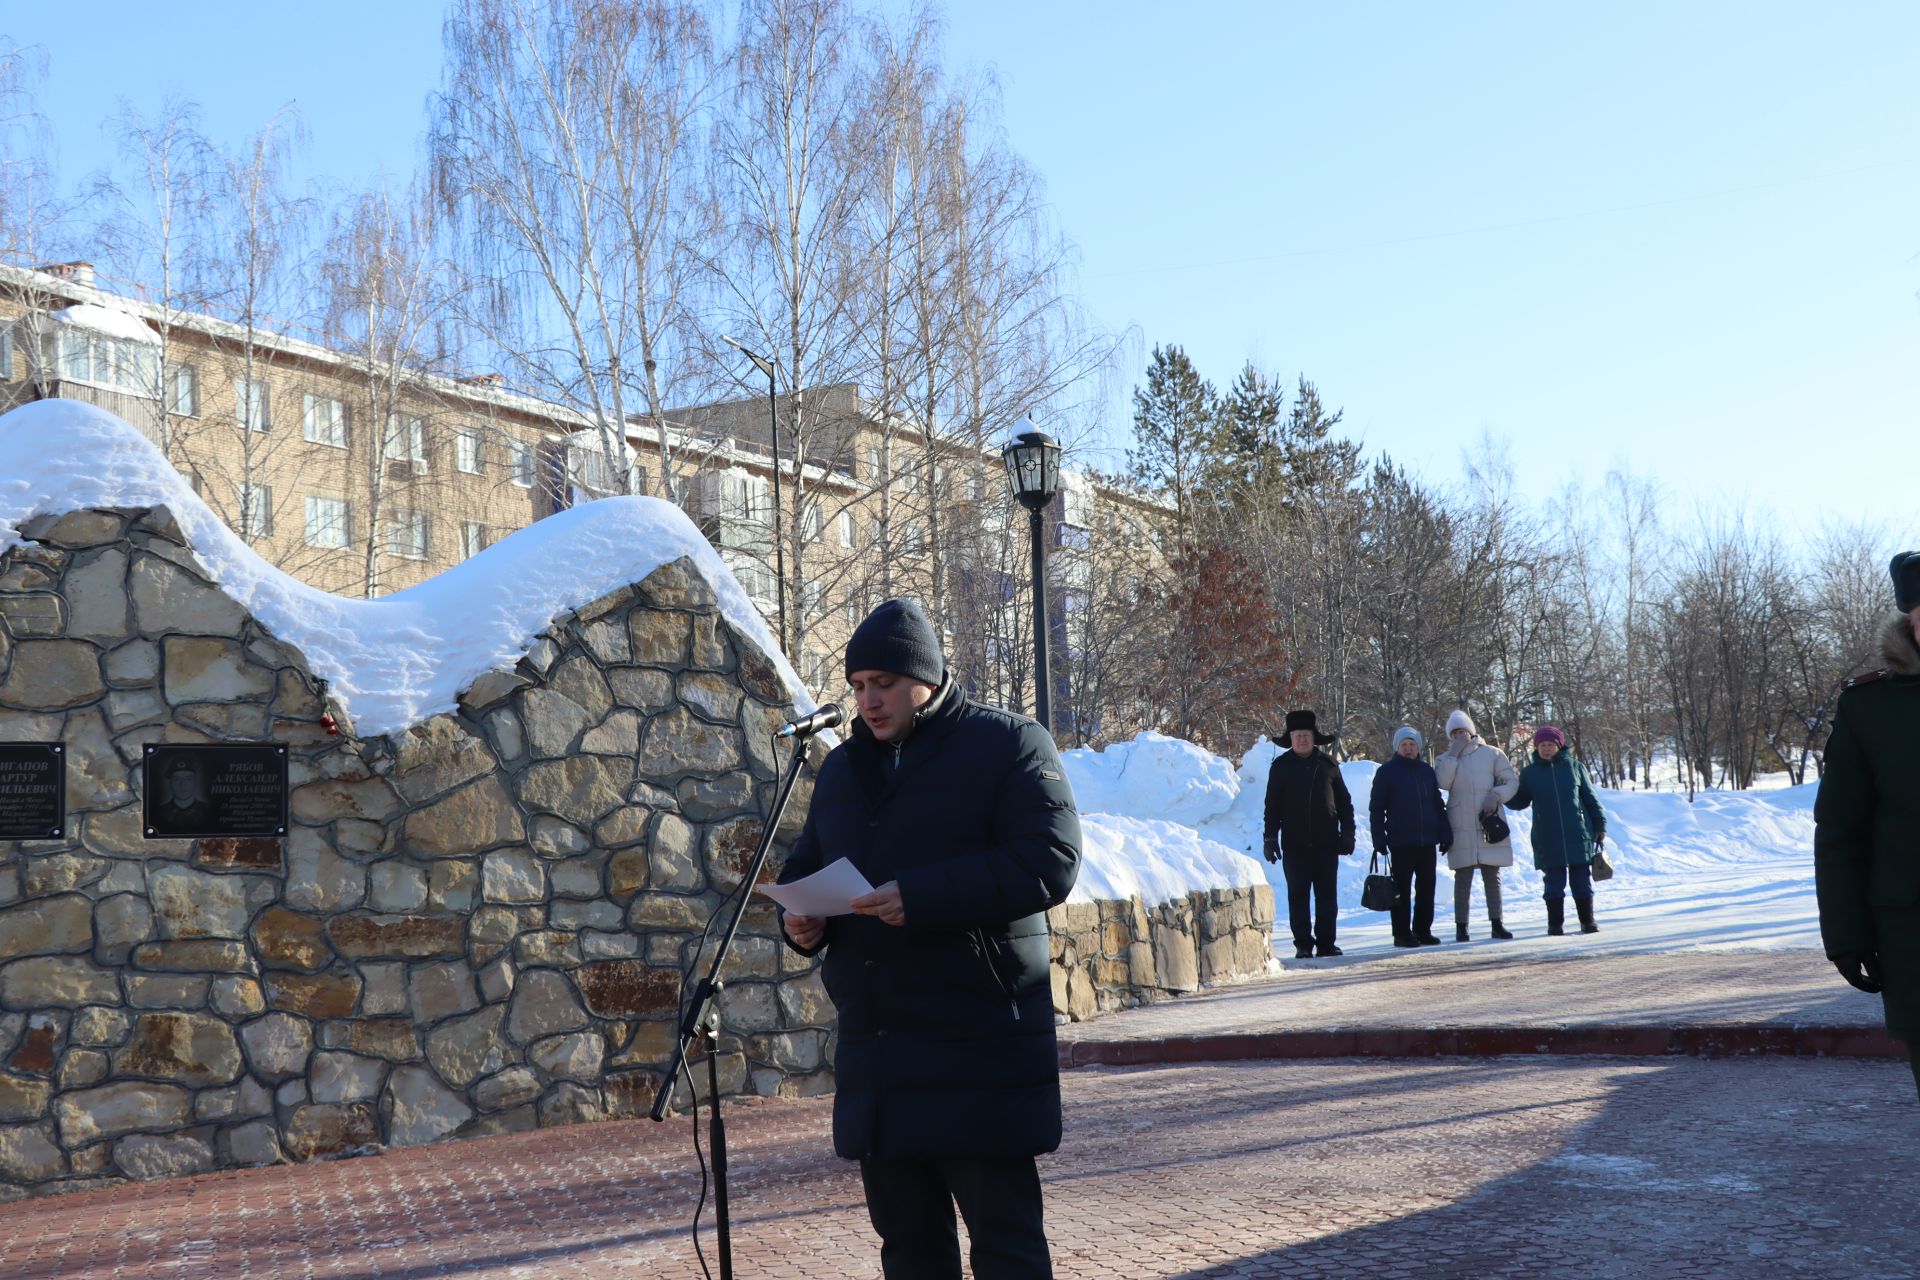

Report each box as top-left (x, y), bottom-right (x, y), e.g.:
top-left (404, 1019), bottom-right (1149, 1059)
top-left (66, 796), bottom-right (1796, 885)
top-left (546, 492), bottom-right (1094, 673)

top-left (0, 504), bottom-right (833, 1197)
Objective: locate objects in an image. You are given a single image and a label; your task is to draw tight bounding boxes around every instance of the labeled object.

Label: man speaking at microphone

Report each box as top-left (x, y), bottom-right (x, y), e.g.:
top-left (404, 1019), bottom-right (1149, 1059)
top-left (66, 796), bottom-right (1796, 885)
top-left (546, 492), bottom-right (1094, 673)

top-left (777, 597), bottom-right (1081, 1279)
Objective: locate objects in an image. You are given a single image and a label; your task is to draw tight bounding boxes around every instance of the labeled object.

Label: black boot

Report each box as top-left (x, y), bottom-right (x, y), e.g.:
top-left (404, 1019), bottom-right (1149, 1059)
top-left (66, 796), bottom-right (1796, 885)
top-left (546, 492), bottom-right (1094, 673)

top-left (1576, 898), bottom-right (1599, 934)
top-left (1545, 898), bottom-right (1565, 936)
top-left (1489, 918), bottom-right (1514, 940)
top-left (1456, 922), bottom-right (1470, 943)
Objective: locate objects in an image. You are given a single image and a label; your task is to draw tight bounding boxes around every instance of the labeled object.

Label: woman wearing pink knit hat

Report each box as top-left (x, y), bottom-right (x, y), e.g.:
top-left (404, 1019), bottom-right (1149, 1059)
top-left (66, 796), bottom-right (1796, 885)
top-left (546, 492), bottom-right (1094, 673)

top-left (1507, 725), bottom-right (1609, 936)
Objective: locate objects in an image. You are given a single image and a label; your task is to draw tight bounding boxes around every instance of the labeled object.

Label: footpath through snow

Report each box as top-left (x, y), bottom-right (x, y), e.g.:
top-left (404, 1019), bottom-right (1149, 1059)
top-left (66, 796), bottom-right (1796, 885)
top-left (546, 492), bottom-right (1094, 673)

top-left (1061, 731), bottom-right (1822, 952)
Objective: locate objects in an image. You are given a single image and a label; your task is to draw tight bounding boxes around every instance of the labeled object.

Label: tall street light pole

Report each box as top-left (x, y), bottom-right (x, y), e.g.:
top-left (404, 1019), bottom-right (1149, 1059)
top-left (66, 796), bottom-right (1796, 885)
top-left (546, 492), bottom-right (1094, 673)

top-left (721, 336), bottom-right (787, 653)
top-left (1001, 425), bottom-right (1061, 736)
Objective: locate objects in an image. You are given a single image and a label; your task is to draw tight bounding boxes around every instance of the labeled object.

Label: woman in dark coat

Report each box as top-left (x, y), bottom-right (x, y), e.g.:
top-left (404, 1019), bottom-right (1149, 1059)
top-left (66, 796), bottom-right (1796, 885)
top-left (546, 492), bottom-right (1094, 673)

top-left (1367, 726), bottom-right (1451, 947)
top-left (1506, 724), bottom-right (1607, 936)
top-left (1816, 552), bottom-right (1920, 1101)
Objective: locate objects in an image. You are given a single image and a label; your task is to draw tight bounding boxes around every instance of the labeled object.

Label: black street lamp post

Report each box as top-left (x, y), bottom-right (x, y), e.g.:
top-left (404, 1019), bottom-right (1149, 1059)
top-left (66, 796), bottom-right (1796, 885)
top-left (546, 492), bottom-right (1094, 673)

top-left (1001, 426), bottom-right (1061, 736)
top-left (721, 336), bottom-right (787, 653)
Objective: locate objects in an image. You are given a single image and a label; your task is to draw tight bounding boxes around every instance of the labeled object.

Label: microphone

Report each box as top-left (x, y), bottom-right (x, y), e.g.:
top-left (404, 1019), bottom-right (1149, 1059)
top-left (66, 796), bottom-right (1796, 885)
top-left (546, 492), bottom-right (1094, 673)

top-left (774, 704), bottom-right (845, 739)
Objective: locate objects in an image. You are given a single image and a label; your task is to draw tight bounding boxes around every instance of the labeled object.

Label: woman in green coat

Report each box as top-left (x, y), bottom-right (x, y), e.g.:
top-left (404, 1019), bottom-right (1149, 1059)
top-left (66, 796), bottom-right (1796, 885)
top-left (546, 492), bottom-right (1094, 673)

top-left (1507, 725), bottom-right (1607, 936)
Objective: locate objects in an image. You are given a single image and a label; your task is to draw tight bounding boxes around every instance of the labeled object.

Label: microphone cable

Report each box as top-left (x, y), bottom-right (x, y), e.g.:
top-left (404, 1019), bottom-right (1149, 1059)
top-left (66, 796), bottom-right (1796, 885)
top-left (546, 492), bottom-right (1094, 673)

top-left (673, 726), bottom-right (790, 1278)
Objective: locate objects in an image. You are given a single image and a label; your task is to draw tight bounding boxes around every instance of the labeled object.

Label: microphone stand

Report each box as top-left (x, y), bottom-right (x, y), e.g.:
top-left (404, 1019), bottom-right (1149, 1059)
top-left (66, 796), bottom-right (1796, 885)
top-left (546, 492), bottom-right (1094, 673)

top-left (650, 732), bottom-right (815, 1280)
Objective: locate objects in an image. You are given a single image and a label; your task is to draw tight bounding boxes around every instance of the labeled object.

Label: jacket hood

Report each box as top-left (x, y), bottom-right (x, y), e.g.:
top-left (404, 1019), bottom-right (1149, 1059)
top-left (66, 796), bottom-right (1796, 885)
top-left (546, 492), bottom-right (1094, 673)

top-left (1881, 613), bottom-right (1920, 677)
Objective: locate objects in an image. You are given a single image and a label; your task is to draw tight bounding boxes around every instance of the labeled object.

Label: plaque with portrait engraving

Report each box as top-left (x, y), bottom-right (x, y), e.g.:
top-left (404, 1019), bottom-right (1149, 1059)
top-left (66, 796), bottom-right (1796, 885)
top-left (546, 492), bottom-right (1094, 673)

top-left (142, 744), bottom-right (289, 839)
top-left (0, 743), bottom-right (65, 840)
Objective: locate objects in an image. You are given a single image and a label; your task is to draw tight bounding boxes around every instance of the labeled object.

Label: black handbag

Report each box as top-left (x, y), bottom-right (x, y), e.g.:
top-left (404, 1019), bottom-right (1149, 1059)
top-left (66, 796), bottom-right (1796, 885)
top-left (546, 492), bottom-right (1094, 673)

top-left (1479, 810), bottom-right (1511, 845)
top-left (1361, 852), bottom-right (1398, 912)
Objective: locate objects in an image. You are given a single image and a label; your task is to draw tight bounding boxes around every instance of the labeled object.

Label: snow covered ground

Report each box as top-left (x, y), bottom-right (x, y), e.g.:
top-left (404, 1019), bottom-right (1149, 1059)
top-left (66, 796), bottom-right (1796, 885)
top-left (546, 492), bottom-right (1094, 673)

top-left (1062, 733), bottom-right (1822, 954)
top-left (0, 400), bottom-right (816, 737)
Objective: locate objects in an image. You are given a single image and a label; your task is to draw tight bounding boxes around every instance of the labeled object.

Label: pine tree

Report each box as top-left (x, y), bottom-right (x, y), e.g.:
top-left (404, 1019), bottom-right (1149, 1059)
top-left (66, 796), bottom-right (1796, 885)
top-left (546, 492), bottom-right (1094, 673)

top-left (1280, 375), bottom-right (1356, 493)
top-left (1212, 361), bottom-right (1284, 497)
top-left (1128, 344), bottom-right (1219, 553)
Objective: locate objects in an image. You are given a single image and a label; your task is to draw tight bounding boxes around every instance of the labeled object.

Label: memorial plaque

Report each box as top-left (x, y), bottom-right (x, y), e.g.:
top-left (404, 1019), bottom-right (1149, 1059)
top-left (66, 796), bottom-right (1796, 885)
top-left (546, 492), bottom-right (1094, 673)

top-left (0, 744), bottom-right (65, 840)
top-left (143, 744), bottom-right (289, 839)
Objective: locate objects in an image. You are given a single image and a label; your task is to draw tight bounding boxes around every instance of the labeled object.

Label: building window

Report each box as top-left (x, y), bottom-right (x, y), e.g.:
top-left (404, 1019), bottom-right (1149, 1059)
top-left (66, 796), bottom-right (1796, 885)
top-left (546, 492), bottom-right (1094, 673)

top-left (54, 325), bottom-right (160, 397)
top-left (802, 648), bottom-right (839, 694)
top-left (509, 439), bottom-right (534, 488)
top-left (574, 448), bottom-right (613, 494)
top-left (735, 560), bottom-right (777, 609)
top-left (304, 496), bottom-right (350, 550)
top-left (237, 378), bottom-right (269, 433)
top-left (456, 429), bottom-right (482, 474)
top-left (844, 598), bottom-right (861, 630)
top-left (0, 323), bottom-right (13, 381)
top-left (838, 510), bottom-right (855, 548)
top-left (387, 511), bottom-right (430, 561)
top-left (461, 521), bottom-right (489, 559)
top-left (801, 502), bottom-right (823, 543)
top-left (865, 446), bottom-right (883, 482)
top-left (801, 580), bottom-right (824, 616)
top-left (303, 394), bottom-right (347, 448)
top-left (384, 412), bottom-right (427, 469)
top-left (166, 362), bottom-right (199, 416)
top-left (901, 519), bottom-right (928, 557)
top-left (237, 483), bottom-right (272, 538)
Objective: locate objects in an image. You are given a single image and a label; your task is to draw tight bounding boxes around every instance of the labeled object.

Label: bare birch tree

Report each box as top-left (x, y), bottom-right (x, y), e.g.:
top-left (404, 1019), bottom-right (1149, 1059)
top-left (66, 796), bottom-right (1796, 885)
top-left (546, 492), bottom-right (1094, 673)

top-left (433, 0), bottom-right (716, 503)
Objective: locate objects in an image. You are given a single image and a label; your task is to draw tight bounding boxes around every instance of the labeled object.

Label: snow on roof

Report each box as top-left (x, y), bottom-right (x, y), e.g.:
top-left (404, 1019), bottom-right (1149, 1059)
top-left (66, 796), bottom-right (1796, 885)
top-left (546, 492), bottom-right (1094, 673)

top-left (0, 399), bottom-right (816, 738)
top-left (52, 302), bottom-right (161, 346)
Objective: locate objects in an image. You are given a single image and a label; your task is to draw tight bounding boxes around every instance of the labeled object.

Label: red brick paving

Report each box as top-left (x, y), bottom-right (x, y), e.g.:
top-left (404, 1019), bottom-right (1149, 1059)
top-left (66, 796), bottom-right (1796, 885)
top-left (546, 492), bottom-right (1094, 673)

top-left (3, 1054), bottom-right (1915, 1278)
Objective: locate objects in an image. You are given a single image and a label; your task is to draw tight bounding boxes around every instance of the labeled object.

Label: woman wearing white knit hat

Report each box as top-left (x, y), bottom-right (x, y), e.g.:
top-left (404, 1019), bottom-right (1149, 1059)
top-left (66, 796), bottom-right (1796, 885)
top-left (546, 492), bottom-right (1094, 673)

top-left (1434, 709), bottom-right (1520, 941)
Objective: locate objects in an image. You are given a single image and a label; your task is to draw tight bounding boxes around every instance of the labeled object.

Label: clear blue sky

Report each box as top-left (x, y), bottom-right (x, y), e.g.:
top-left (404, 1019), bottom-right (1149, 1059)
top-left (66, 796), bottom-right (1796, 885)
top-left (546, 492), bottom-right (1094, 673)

top-left (10, 2), bottom-right (1918, 537)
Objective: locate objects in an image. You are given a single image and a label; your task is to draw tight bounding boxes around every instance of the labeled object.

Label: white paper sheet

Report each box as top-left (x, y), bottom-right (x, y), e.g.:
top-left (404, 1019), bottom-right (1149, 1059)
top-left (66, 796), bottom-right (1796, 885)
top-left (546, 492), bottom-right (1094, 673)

top-left (756, 858), bottom-right (875, 917)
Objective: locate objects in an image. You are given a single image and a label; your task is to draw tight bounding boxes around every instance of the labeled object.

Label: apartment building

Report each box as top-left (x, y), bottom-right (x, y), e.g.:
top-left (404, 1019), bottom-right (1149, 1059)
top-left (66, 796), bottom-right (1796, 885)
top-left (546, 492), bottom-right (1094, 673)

top-left (0, 262), bottom-right (1171, 729)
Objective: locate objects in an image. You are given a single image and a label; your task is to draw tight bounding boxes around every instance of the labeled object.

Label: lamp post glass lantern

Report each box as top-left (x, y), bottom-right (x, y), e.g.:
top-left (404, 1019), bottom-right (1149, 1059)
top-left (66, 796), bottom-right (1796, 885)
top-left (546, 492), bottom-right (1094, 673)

top-left (1001, 427), bottom-right (1061, 735)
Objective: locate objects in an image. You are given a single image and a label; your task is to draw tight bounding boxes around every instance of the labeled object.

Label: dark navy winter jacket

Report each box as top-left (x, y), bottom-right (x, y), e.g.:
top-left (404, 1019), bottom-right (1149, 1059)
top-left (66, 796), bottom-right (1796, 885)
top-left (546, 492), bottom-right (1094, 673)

top-left (1367, 754), bottom-right (1451, 851)
top-left (777, 676), bottom-right (1081, 1162)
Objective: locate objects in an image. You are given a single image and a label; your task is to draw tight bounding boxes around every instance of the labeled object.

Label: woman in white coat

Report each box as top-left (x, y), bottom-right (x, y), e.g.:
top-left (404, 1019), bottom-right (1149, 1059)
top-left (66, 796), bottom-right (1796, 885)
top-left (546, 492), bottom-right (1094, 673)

top-left (1434, 709), bottom-right (1520, 941)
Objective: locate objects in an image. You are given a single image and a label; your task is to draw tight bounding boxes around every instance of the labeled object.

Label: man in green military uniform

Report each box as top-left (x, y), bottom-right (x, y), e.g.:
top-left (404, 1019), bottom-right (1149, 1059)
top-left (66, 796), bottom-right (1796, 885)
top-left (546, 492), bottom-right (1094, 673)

top-left (1816, 551), bottom-right (1920, 1098)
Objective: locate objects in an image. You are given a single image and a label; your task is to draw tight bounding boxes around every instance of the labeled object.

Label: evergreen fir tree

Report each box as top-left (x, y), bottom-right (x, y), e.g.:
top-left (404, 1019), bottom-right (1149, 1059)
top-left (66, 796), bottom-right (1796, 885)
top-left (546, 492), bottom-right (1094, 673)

top-left (1127, 343), bottom-right (1219, 552)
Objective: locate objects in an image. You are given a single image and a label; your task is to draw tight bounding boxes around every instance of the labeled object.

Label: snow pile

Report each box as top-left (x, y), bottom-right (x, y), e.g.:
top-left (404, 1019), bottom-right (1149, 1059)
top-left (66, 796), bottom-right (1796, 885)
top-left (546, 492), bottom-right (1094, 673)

top-left (0, 399), bottom-right (814, 738)
top-left (1065, 729), bottom-right (1823, 951)
top-left (1060, 733), bottom-right (1268, 907)
top-left (1069, 813), bottom-right (1265, 906)
top-left (1060, 731), bottom-right (1240, 828)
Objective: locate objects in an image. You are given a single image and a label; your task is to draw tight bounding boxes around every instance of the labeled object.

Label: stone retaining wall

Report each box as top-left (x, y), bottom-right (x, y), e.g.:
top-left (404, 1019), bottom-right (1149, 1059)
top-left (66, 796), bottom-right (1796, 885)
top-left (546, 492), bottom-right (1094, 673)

top-left (1048, 884), bottom-right (1276, 1021)
top-left (0, 505), bottom-right (833, 1198)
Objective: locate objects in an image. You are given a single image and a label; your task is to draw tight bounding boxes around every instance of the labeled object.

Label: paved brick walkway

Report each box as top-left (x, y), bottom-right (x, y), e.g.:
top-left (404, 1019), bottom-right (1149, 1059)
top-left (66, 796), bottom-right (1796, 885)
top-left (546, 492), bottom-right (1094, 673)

top-left (1059, 947), bottom-right (1905, 1063)
top-left (3, 1053), bottom-right (1916, 1278)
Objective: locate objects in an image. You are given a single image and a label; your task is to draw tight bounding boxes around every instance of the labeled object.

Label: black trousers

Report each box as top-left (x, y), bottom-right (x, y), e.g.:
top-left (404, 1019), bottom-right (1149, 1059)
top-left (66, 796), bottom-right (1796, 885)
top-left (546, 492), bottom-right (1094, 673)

top-left (860, 1156), bottom-right (1052, 1280)
top-left (1281, 850), bottom-right (1339, 950)
top-left (1388, 844), bottom-right (1438, 939)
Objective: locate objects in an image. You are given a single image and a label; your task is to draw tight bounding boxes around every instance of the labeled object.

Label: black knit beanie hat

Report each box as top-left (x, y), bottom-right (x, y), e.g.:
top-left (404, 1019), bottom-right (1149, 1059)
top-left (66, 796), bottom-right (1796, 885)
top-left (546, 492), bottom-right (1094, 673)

top-left (845, 598), bottom-right (945, 685)
top-left (1893, 552), bottom-right (1920, 612)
